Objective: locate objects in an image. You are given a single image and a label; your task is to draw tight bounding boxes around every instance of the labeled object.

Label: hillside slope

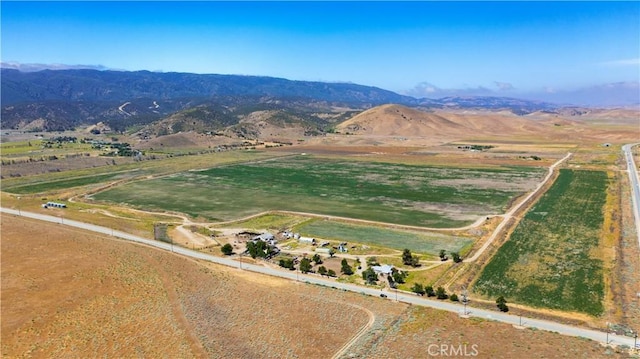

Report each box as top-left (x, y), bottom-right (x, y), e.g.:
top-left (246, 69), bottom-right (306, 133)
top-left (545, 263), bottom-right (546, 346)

top-left (337, 104), bottom-right (551, 138)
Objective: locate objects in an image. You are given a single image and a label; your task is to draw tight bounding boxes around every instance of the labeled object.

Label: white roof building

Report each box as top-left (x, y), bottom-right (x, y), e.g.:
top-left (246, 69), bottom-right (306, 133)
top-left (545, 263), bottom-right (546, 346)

top-left (371, 264), bottom-right (394, 275)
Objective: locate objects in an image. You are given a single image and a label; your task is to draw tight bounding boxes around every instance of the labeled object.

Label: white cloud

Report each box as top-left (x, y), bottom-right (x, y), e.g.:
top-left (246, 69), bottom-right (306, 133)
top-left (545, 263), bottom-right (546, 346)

top-left (1, 62), bottom-right (111, 72)
top-left (404, 82), bottom-right (494, 98)
top-left (598, 58), bottom-right (640, 67)
top-left (494, 81), bottom-right (514, 91)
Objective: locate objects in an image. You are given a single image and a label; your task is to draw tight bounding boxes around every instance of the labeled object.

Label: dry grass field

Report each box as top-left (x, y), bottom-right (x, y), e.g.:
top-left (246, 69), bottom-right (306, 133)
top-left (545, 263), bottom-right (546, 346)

top-left (1, 215), bottom-right (372, 358)
top-left (2, 215), bottom-right (635, 358)
top-left (347, 306), bottom-right (633, 359)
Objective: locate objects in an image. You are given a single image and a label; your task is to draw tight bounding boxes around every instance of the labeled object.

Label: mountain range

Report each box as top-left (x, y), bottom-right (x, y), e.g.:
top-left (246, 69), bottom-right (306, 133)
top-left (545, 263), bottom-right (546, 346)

top-left (1, 68), bottom-right (563, 133)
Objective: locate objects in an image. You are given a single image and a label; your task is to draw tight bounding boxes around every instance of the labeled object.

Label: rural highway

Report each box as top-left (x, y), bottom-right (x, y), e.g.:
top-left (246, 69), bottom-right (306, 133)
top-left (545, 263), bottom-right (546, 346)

top-left (623, 143), bottom-right (640, 248)
top-left (2, 207), bottom-right (637, 349)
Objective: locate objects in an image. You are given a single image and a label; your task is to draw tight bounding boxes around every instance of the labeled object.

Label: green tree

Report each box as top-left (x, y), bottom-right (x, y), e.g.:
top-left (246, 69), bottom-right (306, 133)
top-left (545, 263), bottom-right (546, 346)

top-left (439, 250), bottom-right (448, 261)
top-left (299, 258), bottom-right (312, 273)
top-left (402, 249), bottom-right (413, 265)
top-left (362, 267), bottom-right (378, 284)
top-left (329, 248), bottom-right (336, 258)
top-left (392, 271), bottom-right (405, 284)
top-left (387, 274), bottom-right (396, 288)
top-left (327, 269), bottom-right (337, 277)
top-left (411, 255), bottom-right (421, 267)
top-left (246, 241), bottom-right (258, 259)
top-left (449, 293), bottom-right (459, 302)
top-left (279, 258), bottom-right (295, 270)
top-left (318, 266), bottom-right (328, 276)
top-left (436, 286), bottom-right (448, 300)
top-left (341, 258), bottom-right (353, 275)
top-left (496, 296), bottom-right (509, 312)
top-left (425, 285), bottom-right (435, 297)
top-left (451, 252), bottom-right (462, 263)
top-left (411, 283), bottom-right (425, 296)
top-left (221, 243), bottom-right (234, 255)
top-left (312, 253), bottom-right (323, 264)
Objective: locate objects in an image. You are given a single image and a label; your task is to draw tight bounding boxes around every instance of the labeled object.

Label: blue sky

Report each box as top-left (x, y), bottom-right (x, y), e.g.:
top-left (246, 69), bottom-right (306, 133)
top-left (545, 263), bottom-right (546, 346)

top-left (1, 1), bottom-right (639, 104)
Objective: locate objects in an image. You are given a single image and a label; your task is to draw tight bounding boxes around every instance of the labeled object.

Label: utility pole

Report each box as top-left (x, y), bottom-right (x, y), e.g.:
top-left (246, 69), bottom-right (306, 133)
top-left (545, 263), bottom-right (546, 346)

top-left (606, 322), bottom-right (610, 345)
top-left (461, 289), bottom-right (469, 316)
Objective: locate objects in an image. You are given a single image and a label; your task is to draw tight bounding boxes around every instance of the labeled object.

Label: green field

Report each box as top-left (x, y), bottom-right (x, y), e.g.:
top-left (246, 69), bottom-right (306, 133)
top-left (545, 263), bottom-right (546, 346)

top-left (92, 155), bottom-right (544, 227)
top-left (2, 150), bottom-right (277, 194)
top-left (473, 169), bottom-right (607, 316)
top-left (295, 220), bottom-right (472, 256)
top-left (5, 172), bottom-right (131, 194)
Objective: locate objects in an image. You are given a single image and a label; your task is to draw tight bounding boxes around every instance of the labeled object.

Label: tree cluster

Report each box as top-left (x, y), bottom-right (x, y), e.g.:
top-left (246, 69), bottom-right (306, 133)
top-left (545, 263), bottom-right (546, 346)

top-left (362, 267), bottom-right (378, 284)
top-left (299, 257), bottom-right (312, 273)
top-left (402, 249), bottom-right (421, 267)
top-left (317, 266), bottom-right (336, 277)
top-left (246, 240), bottom-right (276, 259)
top-left (279, 258), bottom-right (295, 270)
top-left (341, 258), bottom-right (354, 275)
top-left (438, 250), bottom-right (463, 263)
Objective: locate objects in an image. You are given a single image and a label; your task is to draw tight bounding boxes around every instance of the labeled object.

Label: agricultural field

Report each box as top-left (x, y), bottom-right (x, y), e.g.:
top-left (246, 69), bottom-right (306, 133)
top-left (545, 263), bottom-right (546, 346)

top-left (4, 172), bottom-right (132, 194)
top-left (91, 155), bottom-right (546, 227)
top-left (473, 169), bottom-right (609, 316)
top-left (2, 149), bottom-right (278, 194)
top-left (295, 219), bottom-right (473, 256)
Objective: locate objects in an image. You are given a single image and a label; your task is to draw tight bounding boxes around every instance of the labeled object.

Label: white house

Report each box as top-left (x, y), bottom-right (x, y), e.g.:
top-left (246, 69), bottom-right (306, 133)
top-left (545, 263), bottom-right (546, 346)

top-left (371, 264), bottom-right (394, 276)
top-left (252, 232), bottom-right (277, 245)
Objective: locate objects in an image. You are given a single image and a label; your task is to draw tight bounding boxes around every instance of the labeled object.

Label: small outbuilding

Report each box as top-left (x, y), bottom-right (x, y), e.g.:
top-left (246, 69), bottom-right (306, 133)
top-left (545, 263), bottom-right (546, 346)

top-left (299, 237), bottom-right (316, 245)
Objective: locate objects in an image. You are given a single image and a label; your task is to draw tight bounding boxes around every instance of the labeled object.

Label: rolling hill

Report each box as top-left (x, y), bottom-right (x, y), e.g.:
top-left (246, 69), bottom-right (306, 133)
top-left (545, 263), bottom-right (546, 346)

top-left (336, 104), bottom-right (555, 138)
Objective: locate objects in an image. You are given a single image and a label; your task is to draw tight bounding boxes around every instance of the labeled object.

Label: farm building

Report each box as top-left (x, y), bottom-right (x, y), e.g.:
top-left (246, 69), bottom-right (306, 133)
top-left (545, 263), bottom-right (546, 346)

top-left (42, 201), bottom-right (67, 209)
top-left (315, 247), bottom-right (332, 254)
top-left (371, 264), bottom-right (394, 276)
top-left (281, 231), bottom-right (300, 240)
top-left (299, 237), bottom-right (316, 245)
top-left (252, 232), bottom-right (277, 246)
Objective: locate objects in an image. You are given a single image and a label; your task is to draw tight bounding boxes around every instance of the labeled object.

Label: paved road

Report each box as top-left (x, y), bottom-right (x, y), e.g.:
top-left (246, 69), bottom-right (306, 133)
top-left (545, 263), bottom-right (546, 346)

top-left (2, 207), bottom-right (636, 349)
top-left (623, 143), bottom-right (640, 248)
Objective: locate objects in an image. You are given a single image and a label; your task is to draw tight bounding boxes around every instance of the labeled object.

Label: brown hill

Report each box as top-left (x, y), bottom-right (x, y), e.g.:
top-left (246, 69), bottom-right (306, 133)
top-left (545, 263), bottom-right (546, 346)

top-left (333, 104), bottom-right (640, 145)
top-left (336, 104), bottom-right (558, 140)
